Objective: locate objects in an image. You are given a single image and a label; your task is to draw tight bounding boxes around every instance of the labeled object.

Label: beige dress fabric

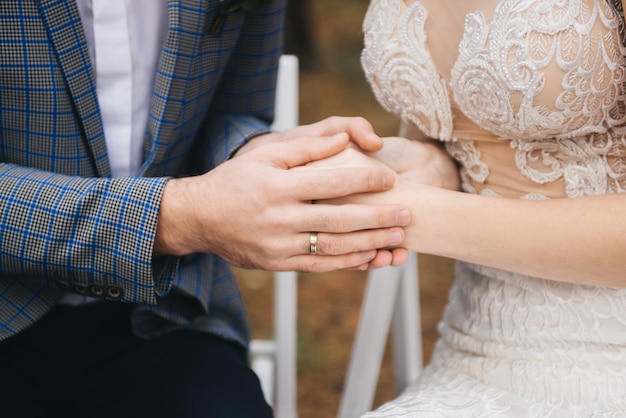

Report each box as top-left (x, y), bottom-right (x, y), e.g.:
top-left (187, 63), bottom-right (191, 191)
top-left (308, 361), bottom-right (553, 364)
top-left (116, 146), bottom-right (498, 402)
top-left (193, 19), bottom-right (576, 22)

top-left (361, 0), bottom-right (626, 416)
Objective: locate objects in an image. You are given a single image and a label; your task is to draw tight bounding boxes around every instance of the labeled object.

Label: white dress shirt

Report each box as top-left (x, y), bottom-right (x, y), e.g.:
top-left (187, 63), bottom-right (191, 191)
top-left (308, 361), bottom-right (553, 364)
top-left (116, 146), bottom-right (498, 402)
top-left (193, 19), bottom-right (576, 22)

top-left (60, 0), bottom-right (168, 305)
top-left (76, 0), bottom-right (168, 176)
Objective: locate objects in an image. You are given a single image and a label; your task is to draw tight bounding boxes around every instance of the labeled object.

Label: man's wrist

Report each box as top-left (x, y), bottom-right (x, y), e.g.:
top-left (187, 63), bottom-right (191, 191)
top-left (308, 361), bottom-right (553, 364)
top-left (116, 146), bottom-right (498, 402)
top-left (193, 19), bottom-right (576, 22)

top-left (154, 177), bottom-right (198, 256)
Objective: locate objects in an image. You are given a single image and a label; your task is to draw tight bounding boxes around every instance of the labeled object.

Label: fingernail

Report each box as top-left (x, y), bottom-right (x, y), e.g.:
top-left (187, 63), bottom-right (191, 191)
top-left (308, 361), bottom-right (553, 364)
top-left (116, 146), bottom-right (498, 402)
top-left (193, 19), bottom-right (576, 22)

top-left (389, 230), bottom-right (402, 245)
top-left (396, 209), bottom-right (411, 225)
top-left (382, 173), bottom-right (394, 188)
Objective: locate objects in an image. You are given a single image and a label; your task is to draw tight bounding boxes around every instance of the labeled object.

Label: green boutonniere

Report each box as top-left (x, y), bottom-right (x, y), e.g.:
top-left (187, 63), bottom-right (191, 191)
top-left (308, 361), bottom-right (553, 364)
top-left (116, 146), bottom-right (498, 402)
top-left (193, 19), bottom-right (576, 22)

top-left (209, 0), bottom-right (273, 36)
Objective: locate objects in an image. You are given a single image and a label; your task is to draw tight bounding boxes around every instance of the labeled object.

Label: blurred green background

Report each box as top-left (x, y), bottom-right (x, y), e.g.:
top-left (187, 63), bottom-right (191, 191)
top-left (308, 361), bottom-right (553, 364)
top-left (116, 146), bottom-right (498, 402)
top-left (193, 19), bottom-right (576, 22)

top-left (235, 2), bottom-right (455, 417)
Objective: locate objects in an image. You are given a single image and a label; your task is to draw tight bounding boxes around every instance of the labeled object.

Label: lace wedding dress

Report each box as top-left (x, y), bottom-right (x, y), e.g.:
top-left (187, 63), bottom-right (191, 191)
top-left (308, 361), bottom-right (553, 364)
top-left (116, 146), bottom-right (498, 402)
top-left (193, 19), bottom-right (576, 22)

top-left (361, 0), bottom-right (626, 416)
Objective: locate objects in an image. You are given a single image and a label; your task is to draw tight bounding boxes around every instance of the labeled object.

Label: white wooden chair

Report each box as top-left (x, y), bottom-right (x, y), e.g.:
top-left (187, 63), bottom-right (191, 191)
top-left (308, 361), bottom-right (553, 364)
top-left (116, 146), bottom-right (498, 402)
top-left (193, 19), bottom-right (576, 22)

top-left (249, 54), bottom-right (299, 418)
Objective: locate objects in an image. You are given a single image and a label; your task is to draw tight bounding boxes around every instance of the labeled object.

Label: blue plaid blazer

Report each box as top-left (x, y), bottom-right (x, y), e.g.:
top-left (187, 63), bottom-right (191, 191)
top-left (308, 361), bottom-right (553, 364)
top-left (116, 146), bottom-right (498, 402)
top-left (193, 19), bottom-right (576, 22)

top-left (0, 0), bottom-right (285, 347)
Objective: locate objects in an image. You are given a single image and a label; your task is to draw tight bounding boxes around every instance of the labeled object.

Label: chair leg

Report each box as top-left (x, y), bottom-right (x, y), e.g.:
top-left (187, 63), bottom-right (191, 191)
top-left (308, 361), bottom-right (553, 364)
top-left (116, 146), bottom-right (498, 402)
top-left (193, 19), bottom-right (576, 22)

top-left (391, 252), bottom-right (422, 395)
top-left (338, 253), bottom-right (421, 418)
top-left (337, 265), bottom-right (403, 418)
top-left (274, 271), bottom-right (298, 418)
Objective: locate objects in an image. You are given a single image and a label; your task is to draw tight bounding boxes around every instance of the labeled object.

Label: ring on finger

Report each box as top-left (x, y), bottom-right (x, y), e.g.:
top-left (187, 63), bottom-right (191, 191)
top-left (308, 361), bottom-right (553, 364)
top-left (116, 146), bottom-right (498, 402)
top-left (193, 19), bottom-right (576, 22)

top-left (309, 232), bottom-right (318, 255)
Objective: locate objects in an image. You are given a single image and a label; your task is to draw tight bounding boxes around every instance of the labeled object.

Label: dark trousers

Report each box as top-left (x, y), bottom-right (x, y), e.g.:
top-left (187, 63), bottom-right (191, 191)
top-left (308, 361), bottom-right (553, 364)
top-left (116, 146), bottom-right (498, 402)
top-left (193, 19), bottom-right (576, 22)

top-left (0, 302), bottom-right (273, 418)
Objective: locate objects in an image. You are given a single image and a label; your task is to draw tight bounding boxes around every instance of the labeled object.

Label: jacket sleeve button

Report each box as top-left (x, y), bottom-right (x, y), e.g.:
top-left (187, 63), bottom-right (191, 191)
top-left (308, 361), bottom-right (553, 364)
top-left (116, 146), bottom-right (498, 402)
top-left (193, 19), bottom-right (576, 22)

top-left (73, 283), bottom-right (87, 294)
top-left (105, 286), bottom-right (122, 299)
top-left (89, 284), bottom-right (104, 297)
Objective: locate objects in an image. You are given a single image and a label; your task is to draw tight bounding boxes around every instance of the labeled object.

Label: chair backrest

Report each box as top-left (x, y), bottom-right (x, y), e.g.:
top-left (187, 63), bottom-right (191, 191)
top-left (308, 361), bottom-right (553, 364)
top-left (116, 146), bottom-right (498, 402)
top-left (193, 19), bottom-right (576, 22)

top-left (249, 54), bottom-right (299, 418)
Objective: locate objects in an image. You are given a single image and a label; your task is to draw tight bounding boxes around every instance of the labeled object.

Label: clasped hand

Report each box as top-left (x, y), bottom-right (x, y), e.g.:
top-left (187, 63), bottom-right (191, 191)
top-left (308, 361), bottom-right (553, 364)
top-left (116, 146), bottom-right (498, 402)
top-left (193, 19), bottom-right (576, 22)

top-left (155, 117), bottom-right (415, 272)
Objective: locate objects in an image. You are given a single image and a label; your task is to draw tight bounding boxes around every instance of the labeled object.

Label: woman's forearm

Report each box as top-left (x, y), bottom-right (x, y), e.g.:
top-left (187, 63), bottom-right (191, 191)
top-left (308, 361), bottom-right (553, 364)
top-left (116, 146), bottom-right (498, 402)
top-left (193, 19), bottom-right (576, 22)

top-left (399, 183), bottom-right (626, 288)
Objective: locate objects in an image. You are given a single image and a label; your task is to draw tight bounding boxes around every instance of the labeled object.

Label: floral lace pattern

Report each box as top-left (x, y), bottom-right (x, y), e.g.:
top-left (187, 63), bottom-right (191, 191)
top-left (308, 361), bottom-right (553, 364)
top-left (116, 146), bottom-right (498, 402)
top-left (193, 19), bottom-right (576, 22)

top-left (361, 0), bottom-right (626, 416)
top-left (511, 129), bottom-right (626, 196)
top-left (362, 0), bottom-right (626, 199)
top-left (445, 128), bottom-right (626, 198)
top-left (450, 0), bottom-right (626, 141)
top-left (362, 0), bottom-right (453, 141)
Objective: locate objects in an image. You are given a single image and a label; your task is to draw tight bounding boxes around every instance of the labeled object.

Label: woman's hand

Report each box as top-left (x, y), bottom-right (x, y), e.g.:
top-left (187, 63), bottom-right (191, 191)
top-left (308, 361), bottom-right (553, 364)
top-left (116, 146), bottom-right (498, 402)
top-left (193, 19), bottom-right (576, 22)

top-left (370, 136), bottom-right (460, 191)
top-left (305, 135), bottom-right (460, 191)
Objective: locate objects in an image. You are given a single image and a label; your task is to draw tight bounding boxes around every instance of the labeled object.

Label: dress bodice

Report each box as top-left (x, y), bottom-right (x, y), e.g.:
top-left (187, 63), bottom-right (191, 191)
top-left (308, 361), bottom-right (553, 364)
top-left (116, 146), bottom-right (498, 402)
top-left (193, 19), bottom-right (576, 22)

top-left (361, 1), bottom-right (626, 414)
top-left (362, 0), bottom-right (626, 199)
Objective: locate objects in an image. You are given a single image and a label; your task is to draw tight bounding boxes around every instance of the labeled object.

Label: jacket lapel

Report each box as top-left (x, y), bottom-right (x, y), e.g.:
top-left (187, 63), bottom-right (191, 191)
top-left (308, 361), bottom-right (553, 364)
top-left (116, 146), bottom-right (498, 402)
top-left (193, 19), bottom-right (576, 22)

top-left (141, 0), bottom-right (237, 178)
top-left (37, 0), bottom-right (110, 177)
top-left (140, 0), bottom-right (198, 177)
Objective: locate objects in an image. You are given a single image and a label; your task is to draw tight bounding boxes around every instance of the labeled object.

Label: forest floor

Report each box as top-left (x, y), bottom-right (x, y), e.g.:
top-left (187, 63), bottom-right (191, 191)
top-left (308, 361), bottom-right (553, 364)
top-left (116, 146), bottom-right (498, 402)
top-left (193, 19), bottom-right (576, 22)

top-left (235, 1), bottom-right (456, 417)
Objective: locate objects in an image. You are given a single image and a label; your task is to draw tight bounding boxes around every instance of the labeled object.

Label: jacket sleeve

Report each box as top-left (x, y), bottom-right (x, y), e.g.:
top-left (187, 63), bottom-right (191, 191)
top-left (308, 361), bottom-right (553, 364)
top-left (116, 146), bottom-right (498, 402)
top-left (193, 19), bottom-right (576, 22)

top-left (188, 0), bottom-right (286, 174)
top-left (0, 0), bottom-right (286, 305)
top-left (0, 163), bottom-right (169, 304)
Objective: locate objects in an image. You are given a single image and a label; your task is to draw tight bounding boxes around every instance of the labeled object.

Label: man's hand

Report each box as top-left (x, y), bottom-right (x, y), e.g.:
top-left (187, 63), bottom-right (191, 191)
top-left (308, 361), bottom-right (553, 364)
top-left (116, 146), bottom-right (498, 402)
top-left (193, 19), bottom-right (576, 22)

top-left (234, 116), bottom-right (386, 157)
top-left (154, 132), bottom-right (411, 272)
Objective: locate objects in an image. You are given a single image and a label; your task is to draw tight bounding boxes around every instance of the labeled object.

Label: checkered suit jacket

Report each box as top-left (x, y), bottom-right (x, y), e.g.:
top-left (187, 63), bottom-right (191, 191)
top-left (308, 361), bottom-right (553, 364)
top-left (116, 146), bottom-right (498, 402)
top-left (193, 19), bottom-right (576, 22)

top-left (0, 0), bottom-right (285, 347)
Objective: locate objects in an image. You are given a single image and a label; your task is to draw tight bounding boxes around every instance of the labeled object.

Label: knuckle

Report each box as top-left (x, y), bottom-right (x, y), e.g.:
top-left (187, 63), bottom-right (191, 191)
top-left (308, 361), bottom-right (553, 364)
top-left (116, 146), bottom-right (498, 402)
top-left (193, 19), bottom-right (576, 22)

top-left (320, 237), bottom-right (343, 255)
top-left (293, 260), bottom-right (308, 272)
top-left (261, 240), bottom-right (283, 258)
top-left (296, 259), bottom-right (323, 273)
top-left (298, 175), bottom-right (324, 195)
top-left (329, 213), bottom-right (349, 233)
top-left (263, 180), bottom-right (287, 197)
top-left (353, 116), bottom-right (368, 126)
top-left (310, 259), bottom-right (331, 273)
top-left (367, 171), bottom-right (381, 191)
top-left (263, 213), bottom-right (284, 231)
top-left (312, 211), bottom-right (335, 230)
top-left (378, 210), bottom-right (388, 228)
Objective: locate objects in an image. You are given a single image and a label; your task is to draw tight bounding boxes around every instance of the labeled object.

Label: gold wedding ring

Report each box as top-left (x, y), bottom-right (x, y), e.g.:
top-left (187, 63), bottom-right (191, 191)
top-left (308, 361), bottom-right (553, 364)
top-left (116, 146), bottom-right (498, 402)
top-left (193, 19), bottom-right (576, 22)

top-left (309, 232), bottom-right (318, 255)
